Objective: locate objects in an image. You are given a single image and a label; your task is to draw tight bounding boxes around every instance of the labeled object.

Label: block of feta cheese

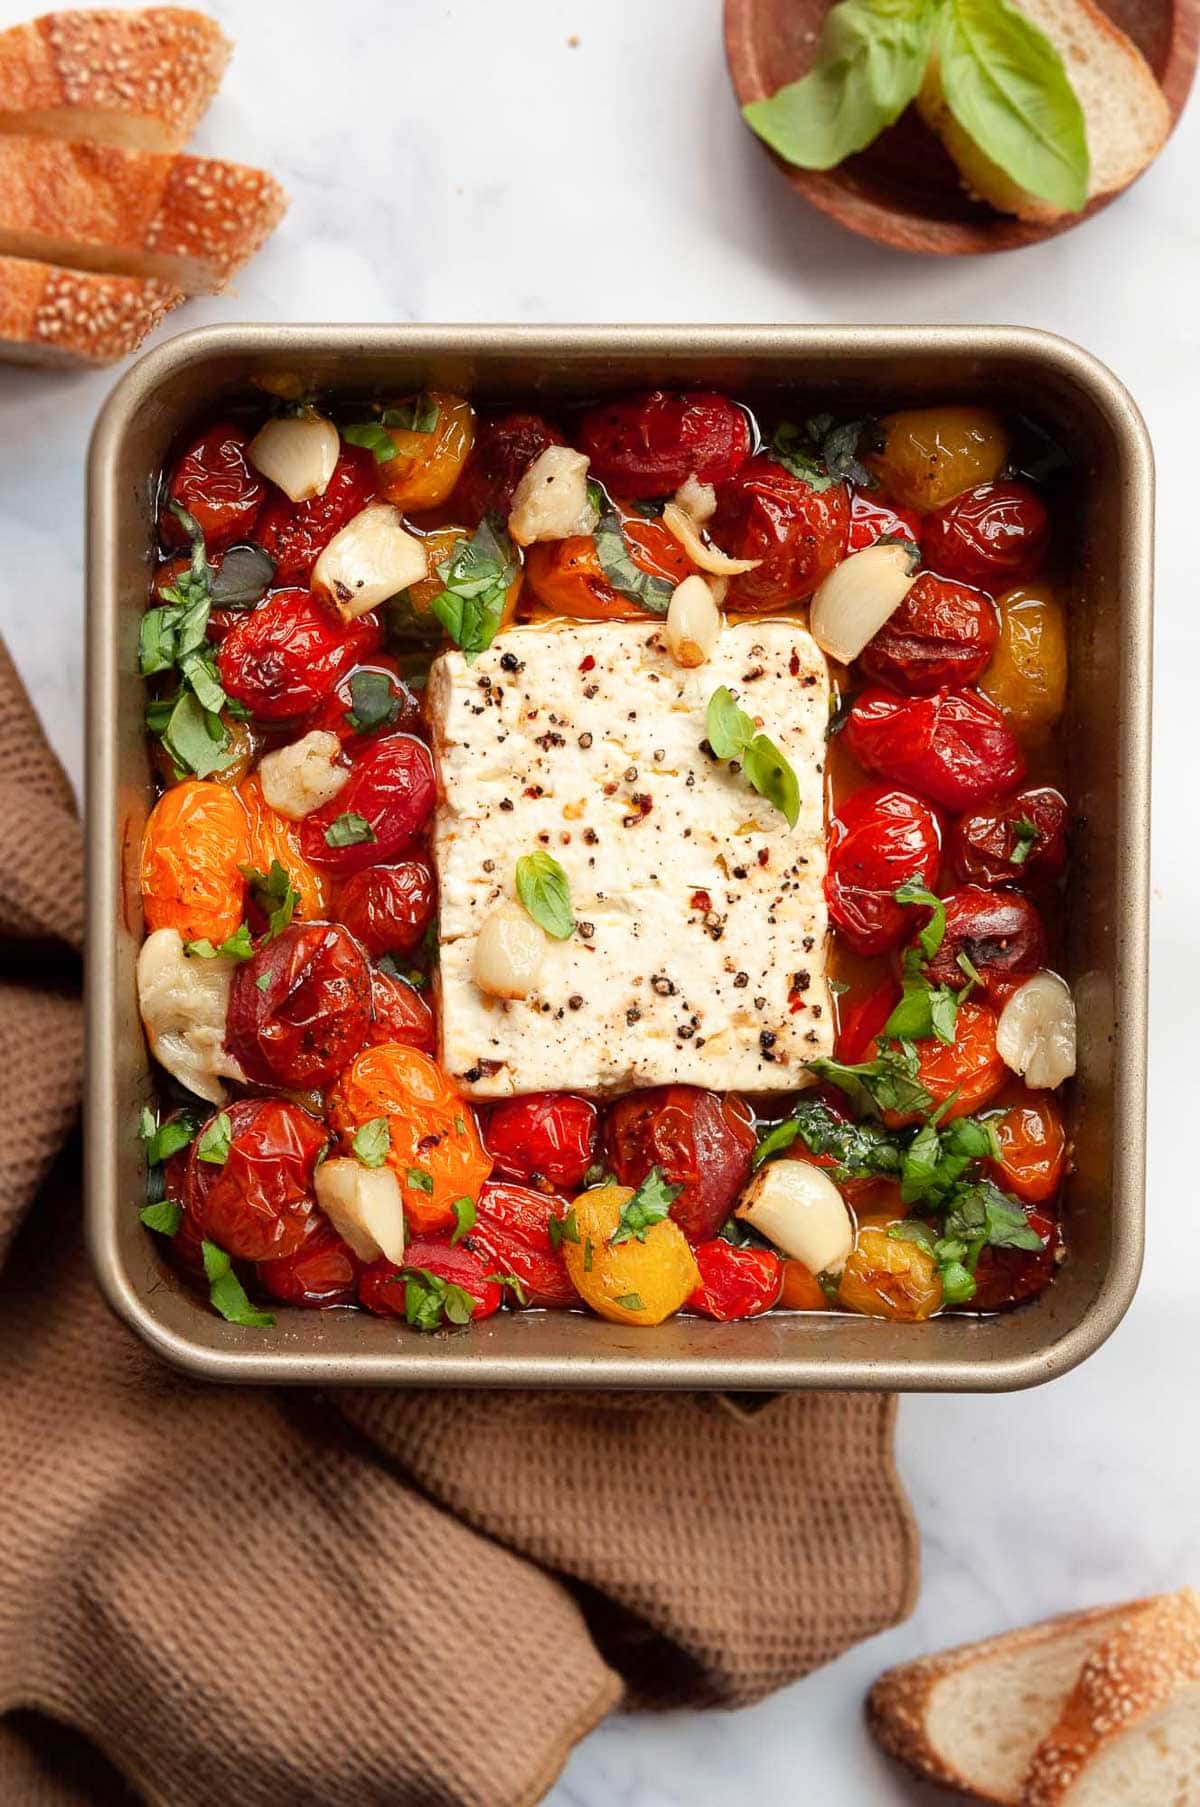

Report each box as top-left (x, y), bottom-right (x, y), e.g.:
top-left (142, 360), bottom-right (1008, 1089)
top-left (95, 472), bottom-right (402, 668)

top-left (428, 617), bottom-right (834, 1098)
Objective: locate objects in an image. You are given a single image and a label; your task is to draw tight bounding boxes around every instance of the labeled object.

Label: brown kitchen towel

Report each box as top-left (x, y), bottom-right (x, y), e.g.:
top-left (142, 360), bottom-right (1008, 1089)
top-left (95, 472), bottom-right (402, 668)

top-left (0, 636), bottom-right (918, 1807)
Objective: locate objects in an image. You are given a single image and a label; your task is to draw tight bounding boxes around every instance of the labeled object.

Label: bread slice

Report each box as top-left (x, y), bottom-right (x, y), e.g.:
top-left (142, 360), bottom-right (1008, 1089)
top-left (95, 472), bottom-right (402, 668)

top-left (0, 8), bottom-right (231, 154)
top-left (1022, 1590), bottom-right (1200, 1804)
top-left (867, 1603), bottom-right (1155, 1804)
top-left (0, 136), bottom-right (287, 292)
top-left (0, 254), bottom-right (180, 366)
top-left (918, 0), bottom-right (1172, 224)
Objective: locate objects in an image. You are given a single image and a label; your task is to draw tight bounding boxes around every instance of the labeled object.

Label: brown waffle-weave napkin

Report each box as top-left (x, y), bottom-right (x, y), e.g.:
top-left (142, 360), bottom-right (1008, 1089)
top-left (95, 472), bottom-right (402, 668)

top-left (0, 637), bottom-right (917, 1807)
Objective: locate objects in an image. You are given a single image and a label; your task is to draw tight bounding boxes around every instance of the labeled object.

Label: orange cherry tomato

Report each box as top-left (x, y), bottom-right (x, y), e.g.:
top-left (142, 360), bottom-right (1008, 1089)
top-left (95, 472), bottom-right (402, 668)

top-left (523, 514), bottom-right (693, 621)
top-left (374, 392), bottom-right (475, 512)
top-left (141, 779), bottom-right (249, 944)
top-left (985, 1094), bottom-right (1068, 1202)
top-left (779, 1259), bottom-right (828, 1311)
top-left (874, 999), bottom-right (1007, 1126)
top-left (328, 1043), bottom-right (492, 1235)
top-left (236, 773), bottom-right (331, 921)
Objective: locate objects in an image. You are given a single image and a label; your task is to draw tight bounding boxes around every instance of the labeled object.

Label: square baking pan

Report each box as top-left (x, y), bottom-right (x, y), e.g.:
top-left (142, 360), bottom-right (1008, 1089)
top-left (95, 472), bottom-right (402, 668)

top-left (85, 323), bottom-right (1152, 1390)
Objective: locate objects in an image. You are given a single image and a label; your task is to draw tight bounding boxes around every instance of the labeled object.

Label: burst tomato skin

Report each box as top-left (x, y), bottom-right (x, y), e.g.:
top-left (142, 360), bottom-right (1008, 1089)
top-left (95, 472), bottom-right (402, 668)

top-left (163, 422), bottom-right (265, 550)
top-left (921, 886), bottom-right (1046, 999)
top-left (140, 779), bottom-right (249, 945)
top-left (225, 922), bottom-right (371, 1089)
top-left (847, 491), bottom-right (921, 552)
top-left (306, 657), bottom-right (423, 746)
top-left (860, 574), bottom-right (999, 695)
top-left (922, 481), bottom-right (1050, 589)
top-left (301, 735), bottom-right (437, 876)
top-left (334, 861), bottom-right (436, 958)
top-left (825, 783), bottom-right (942, 956)
top-left (964, 1204), bottom-right (1057, 1311)
top-left (452, 410), bottom-right (565, 525)
top-left (844, 686), bottom-right (1025, 812)
top-left (985, 1095), bottom-right (1068, 1203)
top-left (523, 514), bottom-right (693, 621)
top-left (484, 1093), bottom-right (598, 1190)
top-left (257, 1218), bottom-right (361, 1307)
top-left (358, 1241), bottom-right (501, 1321)
top-left (579, 390), bottom-right (751, 498)
top-left (950, 786), bottom-right (1068, 887)
top-left (254, 444), bottom-right (377, 583)
top-left (469, 1181), bottom-right (577, 1308)
top-left (217, 591), bottom-right (383, 722)
top-left (712, 456), bottom-right (850, 611)
top-left (686, 1240), bottom-right (783, 1320)
top-left (605, 1085), bottom-right (756, 1243)
top-left (187, 1097), bottom-right (326, 1261)
top-left (364, 970), bottom-right (436, 1054)
top-left (875, 999), bottom-right (1007, 1125)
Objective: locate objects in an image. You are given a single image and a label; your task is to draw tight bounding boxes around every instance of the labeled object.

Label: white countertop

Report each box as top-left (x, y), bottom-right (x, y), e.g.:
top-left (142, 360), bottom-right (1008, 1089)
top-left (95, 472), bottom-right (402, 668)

top-left (0, 1), bottom-right (1194, 1800)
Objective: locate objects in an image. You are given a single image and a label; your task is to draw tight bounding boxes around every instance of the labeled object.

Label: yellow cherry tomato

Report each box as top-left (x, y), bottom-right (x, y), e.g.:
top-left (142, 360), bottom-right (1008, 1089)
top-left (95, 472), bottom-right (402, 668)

top-left (140, 780), bottom-right (249, 944)
top-left (236, 772), bottom-right (331, 921)
top-left (374, 392), bottom-right (475, 512)
top-left (980, 584), bottom-right (1068, 737)
top-left (868, 407), bottom-right (1009, 513)
top-left (563, 1184), bottom-right (700, 1327)
top-left (837, 1224), bottom-right (943, 1321)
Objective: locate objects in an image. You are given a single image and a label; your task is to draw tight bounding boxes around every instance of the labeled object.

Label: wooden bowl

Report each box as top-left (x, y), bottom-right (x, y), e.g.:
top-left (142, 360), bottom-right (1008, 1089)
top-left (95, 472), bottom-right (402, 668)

top-left (725, 0), bottom-right (1198, 253)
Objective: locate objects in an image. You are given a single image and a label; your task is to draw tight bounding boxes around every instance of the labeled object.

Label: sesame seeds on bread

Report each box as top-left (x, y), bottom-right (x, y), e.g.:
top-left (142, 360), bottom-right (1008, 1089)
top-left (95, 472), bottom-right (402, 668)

top-left (0, 254), bottom-right (181, 366)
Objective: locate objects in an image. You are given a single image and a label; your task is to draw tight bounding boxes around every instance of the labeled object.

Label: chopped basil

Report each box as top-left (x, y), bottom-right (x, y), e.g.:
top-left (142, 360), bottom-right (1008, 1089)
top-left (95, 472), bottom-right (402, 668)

top-left (323, 812), bottom-right (376, 849)
top-left (884, 972), bottom-right (960, 1046)
top-left (593, 510), bottom-right (675, 615)
top-left (450, 1196), bottom-right (477, 1246)
top-left (613, 1292), bottom-right (646, 1312)
top-left (548, 1204), bottom-right (580, 1250)
top-left (344, 669), bottom-right (402, 735)
top-left (609, 1167), bottom-right (683, 1245)
top-left (201, 1240), bottom-right (275, 1327)
top-left (1009, 814), bottom-right (1041, 865)
top-left (209, 543), bottom-right (275, 608)
top-left (139, 1198), bottom-right (182, 1235)
top-left (515, 850), bottom-right (575, 940)
top-left (352, 1117), bottom-right (391, 1168)
top-left (406, 1168), bottom-right (434, 1193)
top-left (893, 881), bottom-right (947, 960)
top-left (486, 1270), bottom-right (529, 1305)
top-left (704, 686), bottom-right (800, 829)
top-left (344, 399), bottom-right (439, 462)
top-left (944, 1179), bottom-right (1044, 1253)
top-left (400, 1266), bottom-right (476, 1330)
top-left (139, 1109), bottom-right (197, 1167)
top-left (140, 506), bottom-right (242, 778)
top-left (899, 1116), bottom-right (999, 1209)
top-left (753, 1099), bottom-right (903, 1178)
top-left (808, 1044), bottom-right (934, 1120)
top-left (197, 1112), bottom-right (232, 1165)
top-left (342, 420), bottom-right (402, 463)
top-left (184, 922), bottom-right (255, 963)
top-left (240, 861), bottom-right (300, 942)
top-left (888, 1221), bottom-right (978, 1305)
top-left (453, 1114), bottom-right (466, 1135)
top-left (583, 1238), bottom-right (594, 1272)
top-left (255, 972), bottom-right (271, 992)
top-left (153, 686), bottom-right (236, 781)
top-left (430, 513), bottom-right (519, 664)
top-left (769, 422), bottom-right (837, 491)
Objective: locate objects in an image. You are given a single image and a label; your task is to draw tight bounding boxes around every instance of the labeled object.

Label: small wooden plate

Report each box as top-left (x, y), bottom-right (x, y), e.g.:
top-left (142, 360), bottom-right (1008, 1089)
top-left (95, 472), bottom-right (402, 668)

top-left (725, 0), bottom-right (1198, 253)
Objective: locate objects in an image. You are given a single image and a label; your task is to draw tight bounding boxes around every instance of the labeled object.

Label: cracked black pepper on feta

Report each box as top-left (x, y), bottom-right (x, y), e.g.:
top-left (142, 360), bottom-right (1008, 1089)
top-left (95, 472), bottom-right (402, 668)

top-left (428, 618), bottom-right (834, 1096)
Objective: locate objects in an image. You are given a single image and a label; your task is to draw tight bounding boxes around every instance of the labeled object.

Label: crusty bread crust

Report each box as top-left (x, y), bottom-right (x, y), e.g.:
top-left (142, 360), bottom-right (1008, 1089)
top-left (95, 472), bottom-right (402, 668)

top-left (0, 254), bottom-right (180, 366)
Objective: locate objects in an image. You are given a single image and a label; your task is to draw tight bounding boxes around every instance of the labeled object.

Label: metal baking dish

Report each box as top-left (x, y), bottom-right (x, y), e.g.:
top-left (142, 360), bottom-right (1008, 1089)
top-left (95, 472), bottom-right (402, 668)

top-left (85, 324), bottom-right (1152, 1390)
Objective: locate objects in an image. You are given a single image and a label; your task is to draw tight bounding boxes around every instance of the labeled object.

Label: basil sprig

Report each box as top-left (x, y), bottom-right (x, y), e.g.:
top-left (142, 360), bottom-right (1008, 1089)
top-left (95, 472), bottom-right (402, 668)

top-left (431, 514), bottom-right (519, 664)
top-left (705, 686), bottom-right (801, 829)
top-left (515, 851), bottom-right (575, 940)
top-left (593, 511), bottom-right (675, 616)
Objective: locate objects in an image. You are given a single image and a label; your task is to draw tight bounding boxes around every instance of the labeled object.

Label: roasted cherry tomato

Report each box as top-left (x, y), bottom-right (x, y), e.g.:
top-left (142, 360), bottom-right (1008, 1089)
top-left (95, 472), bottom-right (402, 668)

top-left (846, 491), bottom-right (920, 552)
top-left (374, 392), bottom-right (475, 512)
top-left (365, 970), bottom-right (436, 1054)
top-left (779, 1258), bottom-right (830, 1311)
top-left (162, 421), bottom-right (265, 550)
top-left (226, 922), bottom-right (371, 1089)
top-left (254, 443), bottom-right (377, 583)
top-left (711, 456), bottom-right (849, 611)
top-left (236, 772), bottom-right (331, 921)
top-left (469, 1181), bottom-right (577, 1309)
top-left (306, 656), bottom-right (424, 746)
top-left (301, 734), bottom-right (437, 875)
top-left (484, 1092), bottom-right (599, 1191)
top-left (257, 1217), bottom-right (361, 1307)
top-left (523, 513), bottom-right (693, 621)
top-left (921, 886), bottom-right (1047, 999)
top-left (452, 410), bottom-right (565, 525)
top-left (328, 1043), bottom-right (491, 1235)
top-left (922, 482), bottom-right (1050, 589)
top-left (159, 1148), bottom-right (206, 1278)
top-left (217, 590), bottom-right (383, 722)
top-left (686, 1240), bottom-right (783, 1320)
top-left (333, 861), bottom-right (436, 958)
top-left (140, 779), bottom-right (249, 944)
top-left (835, 981), bottom-right (901, 1063)
top-left (950, 786), bottom-right (1069, 887)
top-left (965, 1204), bottom-right (1057, 1311)
top-left (980, 584), bottom-right (1068, 737)
top-left (867, 407), bottom-right (1008, 513)
top-left (187, 1097), bottom-right (326, 1261)
top-left (844, 686), bottom-right (1025, 812)
top-left (985, 1095), bottom-right (1068, 1203)
top-left (606, 1085), bottom-right (756, 1243)
top-left (579, 390), bottom-right (751, 499)
top-left (358, 1240), bottom-right (501, 1322)
top-left (859, 573), bottom-right (999, 695)
top-left (837, 1223), bottom-right (942, 1320)
top-left (873, 999), bottom-right (1006, 1124)
top-left (825, 783), bottom-right (942, 956)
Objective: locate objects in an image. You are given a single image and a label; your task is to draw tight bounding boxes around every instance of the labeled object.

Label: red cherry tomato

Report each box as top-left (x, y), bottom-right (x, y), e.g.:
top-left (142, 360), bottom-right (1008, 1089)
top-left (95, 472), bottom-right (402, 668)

top-left (469, 1181), bottom-right (577, 1309)
top-left (364, 969), bottom-right (436, 1054)
top-left (605, 1086), bottom-right (756, 1243)
top-left (712, 456), bottom-right (849, 611)
top-left (963, 1204), bottom-right (1057, 1311)
top-left (859, 574), bottom-right (999, 695)
top-left (257, 1217), bottom-right (361, 1307)
top-left (162, 421), bottom-right (265, 550)
top-left (874, 999), bottom-right (1006, 1125)
top-left (306, 656), bottom-right (424, 745)
top-left (844, 686), bottom-right (1025, 812)
top-left (985, 1095), bottom-right (1068, 1203)
top-left (950, 786), bottom-right (1068, 887)
top-left (254, 443), bottom-right (378, 583)
top-left (160, 1148), bottom-right (207, 1278)
top-left (187, 1097), bottom-right (326, 1261)
top-left (835, 983), bottom-right (901, 1063)
top-left (358, 1240), bottom-right (502, 1322)
top-left (225, 922), bottom-right (372, 1089)
top-left (687, 1239), bottom-right (783, 1320)
top-left (825, 783), bottom-right (942, 956)
top-left (217, 590), bottom-right (383, 722)
top-left (579, 390), bottom-right (751, 498)
top-left (333, 861), bottom-right (436, 958)
top-left (922, 482), bottom-right (1050, 589)
top-left (847, 491), bottom-right (920, 552)
top-left (920, 886), bottom-right (1047, 999)
top-left (484, 1092), bottom-right (599, 1190)
top-left (301, 734), bottom-right (437, 875)
top-left (452, 410), bottom-right (565, 525)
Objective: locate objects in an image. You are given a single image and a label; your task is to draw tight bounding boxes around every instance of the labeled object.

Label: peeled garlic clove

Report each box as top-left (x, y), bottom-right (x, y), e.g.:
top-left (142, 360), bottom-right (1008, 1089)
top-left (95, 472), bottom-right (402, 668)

top-left (736, 1159), bottom-right (854, 1274)
top-left (508, 446), bottom-right (598, 546)
top-left (312, 502), bottom-right (427, 621)
top-left (315, 1157), bottom-right (406, 1265)
top-left (810, 541), bottom-right (918, 664)
top-left (257, 729), bottom-right (348, 821)
top-left (136, 927), bottom-right (245, 1105)
top-left (474, 902), bottom-right (547, 999)
top-left (674, 474), bottom-right (717, 523)
top-left (666, 573), bottom-right (722, 668)
top-left (248, 410), bottom-right (340, 502)
top-left (996, 970), bottom-right (1076, 1090)
top-left (661, 501), bottom-right (760, 575)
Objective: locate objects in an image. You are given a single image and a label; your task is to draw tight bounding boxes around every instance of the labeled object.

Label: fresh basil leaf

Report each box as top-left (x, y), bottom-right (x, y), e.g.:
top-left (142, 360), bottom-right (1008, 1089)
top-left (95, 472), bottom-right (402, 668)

top-left (706, 685), bottom-right (756, 760)
top-left (406, 1168), bottom-right (434, 1194)
top-left (431, 513), bottom-right (519, 663)
top-left (613, 1292), bottom-right (646, 1312)
top-left (381, 396), bottom-right (440, 433)
top-left (485, 1270), bottom-right (529, 1305)
top-left (201, 1240), bottom-right (275, 1327)
top-left (938, 1257), bottom-right (977, 1305)
top-left (197, 1111), bottom-right (232, 1165)
top-left (956, 950), bottom-right (985, 995)
top-left (889, 1217), bottom-right (936, 1251)
top-left (609, 1167), bottom-right (683, 1246)
top-left (893, 881), bottom-right (947, 960)
top-left (770, 422), bottom-right (836, 491)
top-left (753, 1099), bottom-right (903, 1178)
top-left (898, 1114), bottom-right (999, 1208)
top-left (933, 0), bottom-right (1088, 213)
top-left (593, 510), bottom-right (674, 615)
top-left (741, 733), bottom-right (801, 830)
top-left (943, 1178), bottom-right (1045, 1252)
top-left (254, 972), bottom-right (271, 992)
top-left (323, 812), bottom-right (376, 849)
top-left (808, 1045), bottom-right (935, 1120)
top-left (139, 606), bottom-right (180, 675)
top-left (240, 861), bottom-right (300, 941)
top-left (140, 1198), bottom-right (183, 1235)
top-left (343, 421), bottom-right (401, 463)
top-left (209, 543), bottom-right (275, 608)
top-left (185, 922), bottom-right (255, 963)
top-left (401, 1266), bottom-right (476, 1330)
top-left (515, 850), bottom-right (575, 940)
top-left (344, 669), bottom-right (402, 735)
top-left (179, 648), bottom-right (228, 717)
top-left (884, 972), bottom-right (959, 1045)
top-left (159, 688), bottom-right (235, 780)
top-left (1009, 814), bottom-right (1040, 866)
top-left (353, 1117), bottom-right (391, 1168)
top-left (140, 1109), bottom-right (197, 1166)
top-left (547, 1204), bottom-right (580, 1250)
top-left (450, 1196), bottom-right (477, 1246)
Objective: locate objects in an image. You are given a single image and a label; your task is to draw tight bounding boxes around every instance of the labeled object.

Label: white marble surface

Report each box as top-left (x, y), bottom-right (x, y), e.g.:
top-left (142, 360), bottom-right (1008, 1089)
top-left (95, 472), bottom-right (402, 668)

top-left (0, 0), bottom-right (1195, 1799)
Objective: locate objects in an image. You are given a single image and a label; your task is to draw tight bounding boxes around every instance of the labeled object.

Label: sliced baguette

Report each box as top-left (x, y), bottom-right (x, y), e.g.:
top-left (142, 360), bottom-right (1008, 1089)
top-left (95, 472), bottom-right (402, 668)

top-left (0, 7), bottom-right (231, 154)
top-left (0, 254), bottom-right (180, 366)
top-left (1022, 1589), bottom-right (1200, 1805)
top-left (0, 136), bottom-right (287, 292)
top-left (918, 0), bottom-right (1172, 224)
